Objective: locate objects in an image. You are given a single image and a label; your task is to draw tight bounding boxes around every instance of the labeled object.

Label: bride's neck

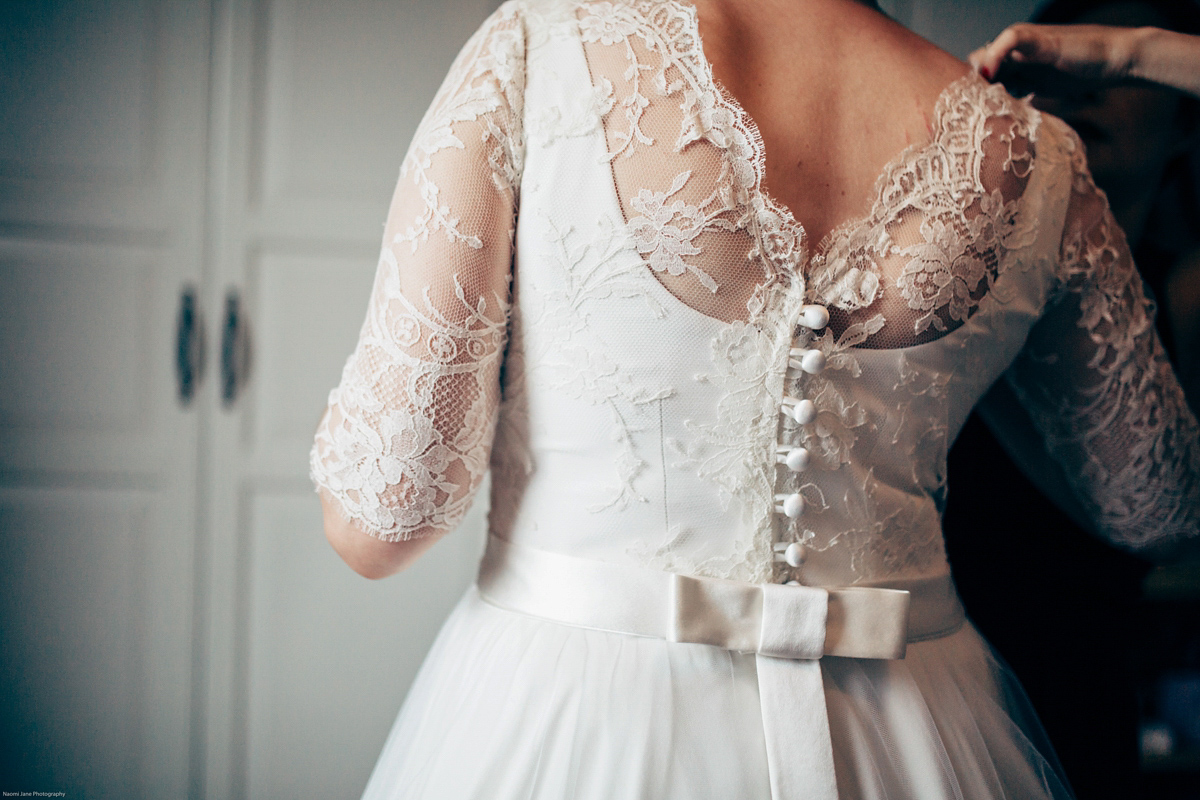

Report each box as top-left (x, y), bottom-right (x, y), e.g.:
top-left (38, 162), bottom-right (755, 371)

top-left (692, 0), bottom-right (893, 75)
top-left (691, 0), bottom-right (889, 50)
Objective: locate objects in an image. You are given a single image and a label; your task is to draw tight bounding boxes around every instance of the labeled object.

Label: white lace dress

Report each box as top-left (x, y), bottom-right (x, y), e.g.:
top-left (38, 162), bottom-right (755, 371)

top-left (309, 2), bottom-right (1200, 798)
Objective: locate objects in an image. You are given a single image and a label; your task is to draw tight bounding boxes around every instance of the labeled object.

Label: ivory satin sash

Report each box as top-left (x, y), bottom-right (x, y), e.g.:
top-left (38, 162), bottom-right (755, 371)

top-left (476, 534), bottom-right (966, 800)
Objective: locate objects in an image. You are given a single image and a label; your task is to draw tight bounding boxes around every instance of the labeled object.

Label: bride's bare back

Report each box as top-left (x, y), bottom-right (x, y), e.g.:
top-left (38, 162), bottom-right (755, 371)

top-left (581, 0), bottom-right (1028, 341)
top-left (694, 0), bottom-right (968, 245)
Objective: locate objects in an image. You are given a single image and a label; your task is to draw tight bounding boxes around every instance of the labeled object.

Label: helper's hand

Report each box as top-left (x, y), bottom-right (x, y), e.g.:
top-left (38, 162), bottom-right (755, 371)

top-left (970, 23), bottom-right (1200, 97)
top-left (969, 23), bottom-right (1140, 82)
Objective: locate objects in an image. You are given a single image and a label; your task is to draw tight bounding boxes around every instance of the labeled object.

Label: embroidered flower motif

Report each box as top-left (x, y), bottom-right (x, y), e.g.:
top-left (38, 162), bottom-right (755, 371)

top-left (313, 271), bottom-right (507, 540)
top-left (679, 87), bottom-right (738, 150)
top-left (792, 317), bottom-right (881, 469)
top-left (427, 331), bottom-right (459, 362)
top-left (375, 474), bottom-right (443, 533)
top-left (754, 206), bottom-right (805, 273)
top-left (897, 223), bottom-right (989, 333)
top-left (528, 78), bottom-right (615, 142)
top-left (579, 2), bottom-right (638, 45)
top-left (896, 184), bottom-right (1028, 334)
top-left (530, 215), bottom-right (674, 512)
top-left (812, 256), bottom-right (882, 310)
top-left (394, 315), bottom-right (421, 347)
top-left (628, 170), bottom-right (720, 292)
top-left (391, 7), bottom-right (525, 254)
top-left (669, 319), bottom-right (780, 583)
top-left (806, 384), bottom-right (869, 468)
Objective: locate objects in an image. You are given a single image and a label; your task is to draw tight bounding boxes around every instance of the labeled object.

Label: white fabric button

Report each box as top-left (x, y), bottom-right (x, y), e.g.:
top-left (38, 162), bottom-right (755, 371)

top-left (789, 348), bottom-right (827, 375)
top-left (800, 304), bottom-right (830, 329)
top-left (782, 493), bottom-right (804, 519)
top-left (781, 396), bottom-right (817, 424)
top-left (773, 541), bottom-right (806, 566)
top-left (792, 398), bottom-right (816, 424)
top-left (802, 350), bottom-right (827, 374)
top-left (784, 447), bottom-right (810, 472)
top-left (788, 348), bottom-right (825, 375)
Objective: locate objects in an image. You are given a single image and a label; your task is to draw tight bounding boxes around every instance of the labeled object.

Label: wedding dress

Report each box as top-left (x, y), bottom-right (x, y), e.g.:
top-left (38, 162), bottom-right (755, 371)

top-left (309, 1), bottom-right (1200, 798)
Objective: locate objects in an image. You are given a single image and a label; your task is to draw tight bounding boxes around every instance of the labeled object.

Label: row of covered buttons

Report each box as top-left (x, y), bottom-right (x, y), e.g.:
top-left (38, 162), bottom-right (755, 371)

top-left (774, 304), bottom-right (829, 574)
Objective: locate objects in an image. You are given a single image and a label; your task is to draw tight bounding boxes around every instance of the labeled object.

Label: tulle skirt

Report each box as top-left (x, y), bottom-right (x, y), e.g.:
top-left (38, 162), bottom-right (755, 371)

top-left (360, 587), bottom-right (1075, 800)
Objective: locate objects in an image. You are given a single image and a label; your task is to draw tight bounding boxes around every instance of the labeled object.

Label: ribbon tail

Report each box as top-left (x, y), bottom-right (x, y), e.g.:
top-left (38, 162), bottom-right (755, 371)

top-left (756, 655), bottom-right (839, 800)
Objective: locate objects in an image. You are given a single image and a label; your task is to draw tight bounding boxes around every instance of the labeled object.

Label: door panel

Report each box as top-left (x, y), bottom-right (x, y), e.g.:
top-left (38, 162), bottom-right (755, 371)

top-left (0, 241), bottom-right (158, 433)
top-left (0, 489), bottom-right (147, 798)
top-left (243, 250), bottom-right (377, 473)
top-left (0, 1), bottom-right (208, 797)
top-left (243, 491), bottom-right (486, 799)
top-left (0, 485), bottom-right (194, 799)
top-left (0, 0), bottom-right (156, 188)
top-left (249, 0), bottom-right (502, 242)
top-left (255, 0), bottom-right (483, 204)
top-left (200, 1), bottom-right (499, 797)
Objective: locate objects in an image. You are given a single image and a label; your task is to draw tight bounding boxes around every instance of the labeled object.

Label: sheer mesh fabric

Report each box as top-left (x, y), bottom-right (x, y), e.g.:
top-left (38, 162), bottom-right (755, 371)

top-left (827, 95), bottom-right (1037, 348)
top-left (581, 3), bottom-right (770, 323)
top-left (580, 0), bottom-right (1037, 346)
top-left (310, 6), bottom-right (524, 540)
top-left (1006, 121), bottom-right (1200, 550)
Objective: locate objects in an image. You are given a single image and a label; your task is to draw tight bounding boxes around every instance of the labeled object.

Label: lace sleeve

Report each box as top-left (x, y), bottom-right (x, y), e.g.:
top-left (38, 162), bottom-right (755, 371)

top-left (1005, 130), bottom-right (1200, 552)
top-left (309, 4), bottom-right (525, 541)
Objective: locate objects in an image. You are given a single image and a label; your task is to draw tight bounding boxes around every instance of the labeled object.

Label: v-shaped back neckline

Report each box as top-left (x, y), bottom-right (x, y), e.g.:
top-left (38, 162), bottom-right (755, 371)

top-left (677, 0), bottom-right (984, 265)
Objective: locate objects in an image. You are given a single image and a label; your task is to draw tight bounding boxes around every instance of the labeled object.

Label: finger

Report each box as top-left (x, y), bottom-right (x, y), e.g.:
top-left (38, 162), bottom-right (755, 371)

top-left (967, 46), bottom-right (988, 73)
top-left (968, 46), bottom-right (1000, 80)
top-left (1001, 24), bottom-right (1062, 65)
top-left (981, 24), bottom-right (1057, 80)
top-left (973, 26), bottom-right (1023, 80)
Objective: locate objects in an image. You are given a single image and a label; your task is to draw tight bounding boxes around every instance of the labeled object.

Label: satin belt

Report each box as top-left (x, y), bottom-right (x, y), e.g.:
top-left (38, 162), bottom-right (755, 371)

top-left (476, 533), bottom-right (966, 800)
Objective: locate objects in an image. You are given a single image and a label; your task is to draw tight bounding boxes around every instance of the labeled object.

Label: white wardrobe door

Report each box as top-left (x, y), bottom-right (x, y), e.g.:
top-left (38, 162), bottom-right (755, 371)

top-left (197, 1), bottom-right (496, 798)
top-left (0, 1), bottom-right (210, 797)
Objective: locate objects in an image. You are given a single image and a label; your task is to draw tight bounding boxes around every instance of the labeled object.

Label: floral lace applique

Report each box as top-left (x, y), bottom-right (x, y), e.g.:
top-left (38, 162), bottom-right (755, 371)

top-left (577, 2), bottom-right (658, 160)
top-left (312, 256), bottom-right (510, 539)
top-left (580, 0), bottom-right (801, 317)
top-left (810, 79), bottom-right (1040, 340)
top-left (896, 192), bottom-right (1012, 334)
top-left (582, 0), bottom-right (1044, 349)
top-left (531, 214), bottom-right (675, 511)
top-left (628, 169), bottom-right (741, 292)
top-left (1007, 122), bottom-right (1200, 550)
top-left (310, 5), bottom-right (524, 540)
top-left (668, 318), bottom-right (787, 582)
top-left (892, 353), bottom-right (952, 444)
top-left (396, 9), bottom-right (526, 254)
top-left (526, 77), bottom-right (614, 143)
top-left (870, 482), bottom-right (947, 577)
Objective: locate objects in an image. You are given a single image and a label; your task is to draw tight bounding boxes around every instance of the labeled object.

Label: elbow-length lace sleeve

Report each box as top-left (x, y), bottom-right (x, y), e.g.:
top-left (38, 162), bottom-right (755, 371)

top-left (310, 4), bottom-right (525, 541)
top-left (1005, 128), bottom-right (1200, 552)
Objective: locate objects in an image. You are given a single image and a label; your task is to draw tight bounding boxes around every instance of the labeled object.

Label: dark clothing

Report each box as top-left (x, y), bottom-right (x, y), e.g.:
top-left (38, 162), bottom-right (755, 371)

top-left (944, 412), bottom-right (1151, 799)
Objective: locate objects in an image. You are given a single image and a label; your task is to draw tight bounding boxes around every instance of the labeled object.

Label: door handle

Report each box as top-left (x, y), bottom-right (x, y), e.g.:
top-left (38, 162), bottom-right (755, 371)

top-left (221, 288), bottom-right (252, 408)
top-left (175, 285), bottom-right (206, 406)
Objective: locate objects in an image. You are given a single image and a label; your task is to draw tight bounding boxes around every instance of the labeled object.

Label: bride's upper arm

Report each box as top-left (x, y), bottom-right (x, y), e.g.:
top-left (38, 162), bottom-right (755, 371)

top-left (310, 4), bottom-right (526, 576)
top-left (1003, 129), bottom-right (1200, 558)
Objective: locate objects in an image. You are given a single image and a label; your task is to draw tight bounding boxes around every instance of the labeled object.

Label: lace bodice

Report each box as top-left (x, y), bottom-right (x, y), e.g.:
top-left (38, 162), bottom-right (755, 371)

top-left (311, 0), bottom-right (1200, 586)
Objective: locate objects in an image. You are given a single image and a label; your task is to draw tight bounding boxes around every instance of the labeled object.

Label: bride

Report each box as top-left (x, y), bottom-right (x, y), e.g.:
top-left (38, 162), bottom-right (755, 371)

top-left (310, 0), bottom-right (1200, 797)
